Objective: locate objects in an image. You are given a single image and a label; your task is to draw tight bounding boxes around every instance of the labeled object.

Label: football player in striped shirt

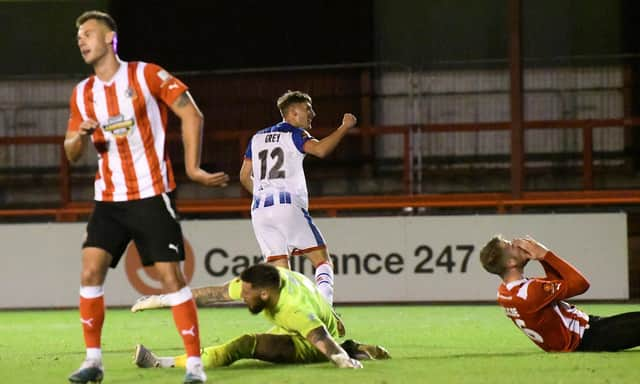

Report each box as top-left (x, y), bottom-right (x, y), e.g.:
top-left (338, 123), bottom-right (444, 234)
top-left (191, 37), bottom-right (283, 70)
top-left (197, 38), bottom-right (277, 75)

top-left (480, 235), bottom-right (640, 352)
top-left (239, 90), bottom-right (357, 307)
top-left (65, 10), bottom-right (228, 384)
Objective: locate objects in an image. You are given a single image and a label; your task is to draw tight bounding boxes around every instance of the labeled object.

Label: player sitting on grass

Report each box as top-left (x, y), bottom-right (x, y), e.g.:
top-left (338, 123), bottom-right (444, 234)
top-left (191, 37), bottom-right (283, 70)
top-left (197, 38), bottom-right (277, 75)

top-left (132, 263), bottom-right (389, 369)
top-left (480, 235), bottom-right (640, 352)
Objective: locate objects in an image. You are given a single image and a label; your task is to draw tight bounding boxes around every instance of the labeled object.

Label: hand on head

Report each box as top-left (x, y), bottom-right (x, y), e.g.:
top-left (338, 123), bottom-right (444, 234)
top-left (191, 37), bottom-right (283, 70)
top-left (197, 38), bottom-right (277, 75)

top-left (512, 236), bottom-right (549, 260)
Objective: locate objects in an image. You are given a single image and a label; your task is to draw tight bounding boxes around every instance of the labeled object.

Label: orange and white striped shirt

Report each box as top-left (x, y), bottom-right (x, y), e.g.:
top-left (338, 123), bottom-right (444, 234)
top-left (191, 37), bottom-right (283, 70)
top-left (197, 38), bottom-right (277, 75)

top-left (496, 252), bottom-right (590, 352)
top-left (67, 59), bottom-right (187, 202)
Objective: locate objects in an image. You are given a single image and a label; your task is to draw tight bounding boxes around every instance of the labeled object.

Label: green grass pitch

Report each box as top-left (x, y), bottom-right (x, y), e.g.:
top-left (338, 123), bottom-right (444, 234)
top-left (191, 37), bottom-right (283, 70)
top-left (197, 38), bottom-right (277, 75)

top-left (0, 304), bottom-right (638, 383)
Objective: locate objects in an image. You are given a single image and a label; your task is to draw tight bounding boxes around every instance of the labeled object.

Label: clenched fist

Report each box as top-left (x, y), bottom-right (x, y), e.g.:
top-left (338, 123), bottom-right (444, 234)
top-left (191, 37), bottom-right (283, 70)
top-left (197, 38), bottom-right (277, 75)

top-left (341, 113), bottom-right (357, 129)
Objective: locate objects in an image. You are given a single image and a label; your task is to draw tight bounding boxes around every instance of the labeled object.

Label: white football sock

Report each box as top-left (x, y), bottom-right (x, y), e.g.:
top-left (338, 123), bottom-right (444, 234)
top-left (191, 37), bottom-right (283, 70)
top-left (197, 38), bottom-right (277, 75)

top-left (158, 356), bottom-right (176, 368)
top-left (86, 347), bottom-right (102, 361)
top-left (186, 356), bottom-right (203, 371)
top-left (315, 262), bottom-right (334, 305)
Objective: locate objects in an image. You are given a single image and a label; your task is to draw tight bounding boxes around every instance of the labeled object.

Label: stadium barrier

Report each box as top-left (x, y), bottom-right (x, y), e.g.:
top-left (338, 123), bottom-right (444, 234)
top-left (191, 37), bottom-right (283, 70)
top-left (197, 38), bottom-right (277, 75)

top-left (1, 190), bottom-right (640, 221)
top-left (0, 213), bottom-right (628, 308)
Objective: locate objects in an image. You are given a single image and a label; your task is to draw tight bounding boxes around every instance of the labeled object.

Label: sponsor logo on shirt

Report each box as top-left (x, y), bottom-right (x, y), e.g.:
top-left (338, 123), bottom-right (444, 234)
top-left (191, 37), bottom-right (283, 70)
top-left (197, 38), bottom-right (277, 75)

top-left (157, 70), bottom-right (170, 82)
top-left (157, 70), bottom-right (178, 89)
top-left (103, 114), bottom-right (135, 137)
top-left (543, 282), bottom-right (561, 294)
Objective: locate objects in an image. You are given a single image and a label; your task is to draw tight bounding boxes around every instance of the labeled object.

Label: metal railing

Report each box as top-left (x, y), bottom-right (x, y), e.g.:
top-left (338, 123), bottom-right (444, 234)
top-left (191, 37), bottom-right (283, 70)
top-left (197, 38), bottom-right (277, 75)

top-left (1, 118), bottom-right (640, 220)
top-left (2, 58), bottom-right (640, 220)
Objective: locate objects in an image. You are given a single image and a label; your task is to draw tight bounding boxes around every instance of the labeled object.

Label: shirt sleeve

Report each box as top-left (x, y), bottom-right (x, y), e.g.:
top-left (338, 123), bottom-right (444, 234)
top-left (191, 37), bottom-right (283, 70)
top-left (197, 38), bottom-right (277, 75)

top-left (67, 86), bottom-right (83, 133)
top-left (292, 129), bottom-right (314, 153)
top-left (143, 63), bottom-right (189, 107)
top-left (539, 252), bottom-right (578, 277)
top-left (540, 259), bottom-right (563, 280)
top-left (227, 278), bottom-right (243, 301)
top-left (538, 252), bottom-right (590, 297)
top-left (244, 138), bottom-right (253, 159)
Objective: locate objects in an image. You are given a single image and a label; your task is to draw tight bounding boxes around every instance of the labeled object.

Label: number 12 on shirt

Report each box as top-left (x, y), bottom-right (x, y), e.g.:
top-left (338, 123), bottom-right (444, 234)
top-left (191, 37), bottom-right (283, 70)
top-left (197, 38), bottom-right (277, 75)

top-left (258, 147), bottom-right (286, 180)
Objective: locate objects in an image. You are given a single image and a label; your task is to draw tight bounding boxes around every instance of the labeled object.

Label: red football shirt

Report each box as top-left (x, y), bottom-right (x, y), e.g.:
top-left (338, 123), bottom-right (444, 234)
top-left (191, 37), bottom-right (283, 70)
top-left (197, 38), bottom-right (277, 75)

top-left (496, 252), bottom-right (590, 352)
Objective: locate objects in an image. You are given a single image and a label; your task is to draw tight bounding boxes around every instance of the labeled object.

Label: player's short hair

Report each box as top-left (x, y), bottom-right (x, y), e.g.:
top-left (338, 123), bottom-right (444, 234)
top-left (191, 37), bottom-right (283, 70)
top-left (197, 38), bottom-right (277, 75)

top-left (240, 263), bottom-right (281, 289)
top-left (76, 10), bottom-right (118, 33)
top-left (277, 90), bottom-right (312, 117)
top-left (479, 234), bottom-right (508, 276)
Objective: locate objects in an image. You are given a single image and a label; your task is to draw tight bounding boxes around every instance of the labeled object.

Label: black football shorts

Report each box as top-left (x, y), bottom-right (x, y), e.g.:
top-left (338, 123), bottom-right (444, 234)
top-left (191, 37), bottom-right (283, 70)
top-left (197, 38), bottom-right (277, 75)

top-left (83, 192), bottom-right (185, 268)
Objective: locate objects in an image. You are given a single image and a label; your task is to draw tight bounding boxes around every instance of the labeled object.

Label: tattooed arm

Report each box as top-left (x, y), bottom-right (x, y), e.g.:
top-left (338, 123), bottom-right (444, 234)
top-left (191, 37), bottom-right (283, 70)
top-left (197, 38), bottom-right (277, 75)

top-left (170, 91), bottom-right (229, 187)
top-left (131, 282), bottom-right (233, 312)
top-left (192, 284), bottom-right (233, 306)
top-left (306, 326), bottom-right (363, 368)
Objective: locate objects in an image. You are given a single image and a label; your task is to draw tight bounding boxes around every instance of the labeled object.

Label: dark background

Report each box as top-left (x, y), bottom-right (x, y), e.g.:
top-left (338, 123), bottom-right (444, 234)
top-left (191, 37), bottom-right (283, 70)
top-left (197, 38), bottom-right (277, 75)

top-left (0, 0), bottom-right (372, 76)
top-left (0, 0), bottom-right (637, 76)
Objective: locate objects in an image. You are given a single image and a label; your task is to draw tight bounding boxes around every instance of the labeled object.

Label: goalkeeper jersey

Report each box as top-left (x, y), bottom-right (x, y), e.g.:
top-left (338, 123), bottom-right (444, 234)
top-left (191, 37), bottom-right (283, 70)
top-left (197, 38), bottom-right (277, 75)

top-left (228, 267), bottom-right (339, 338)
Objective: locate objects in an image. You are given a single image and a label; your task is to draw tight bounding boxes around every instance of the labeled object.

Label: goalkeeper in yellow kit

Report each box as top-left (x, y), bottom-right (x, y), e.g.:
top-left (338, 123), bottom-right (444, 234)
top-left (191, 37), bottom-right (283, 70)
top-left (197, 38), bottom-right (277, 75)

top-left (132, 263), bottom-right (389, 370)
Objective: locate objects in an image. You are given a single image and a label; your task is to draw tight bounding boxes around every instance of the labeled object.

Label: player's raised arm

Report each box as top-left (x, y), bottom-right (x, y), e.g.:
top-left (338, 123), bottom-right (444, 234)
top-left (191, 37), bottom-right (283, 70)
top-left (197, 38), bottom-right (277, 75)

top-left (170, 91), bottom-right (229, 187)
top-left (303, 113), bottom-right (357, 158)
top-left (306, 326), bottom-right (363, 369)
top-left (514, 237), bottom-right (590, 299)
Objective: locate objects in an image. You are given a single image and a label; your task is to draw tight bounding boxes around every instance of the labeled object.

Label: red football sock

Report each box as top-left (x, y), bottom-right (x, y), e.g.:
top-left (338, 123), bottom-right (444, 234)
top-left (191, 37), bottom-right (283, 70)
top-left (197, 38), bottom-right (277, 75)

top-left (79, 294), bottom-right (105, 349)
top-left (169, 288), bottom-right (201, 358)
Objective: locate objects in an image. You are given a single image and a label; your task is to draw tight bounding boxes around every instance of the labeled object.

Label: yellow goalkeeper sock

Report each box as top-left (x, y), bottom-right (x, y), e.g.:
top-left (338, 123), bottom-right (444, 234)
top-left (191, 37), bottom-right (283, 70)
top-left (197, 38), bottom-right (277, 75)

top-left (174, 334), bottom-right (257, 368)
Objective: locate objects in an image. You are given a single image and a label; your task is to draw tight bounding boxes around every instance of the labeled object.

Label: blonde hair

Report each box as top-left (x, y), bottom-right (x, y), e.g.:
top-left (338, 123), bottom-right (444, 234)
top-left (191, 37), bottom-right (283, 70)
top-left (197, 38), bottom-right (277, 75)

top-left (479, 234), bottom-right (508, 276)
top-left (277, 90), bottom-right (312, 117)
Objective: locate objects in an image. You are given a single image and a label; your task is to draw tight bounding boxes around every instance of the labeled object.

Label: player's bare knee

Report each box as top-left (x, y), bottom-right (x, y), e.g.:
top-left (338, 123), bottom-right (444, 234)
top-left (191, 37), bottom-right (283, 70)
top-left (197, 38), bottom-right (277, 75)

top-left (80, 265), bottom-right (107, 286)
top-left (307, 252), bottom-right (332, 268)
top-left (155, 263), bottom-right (186, 292)
top-left (309, 256), bottom-right (333, 269)
top-left (318, 257), bottom-right (333, 268)
top-left (159, 275), bottom-right (185, 292)
top-left (80, 248), bottom-right (111, 285)
top-left (268, 258), bottom-right (290, 269)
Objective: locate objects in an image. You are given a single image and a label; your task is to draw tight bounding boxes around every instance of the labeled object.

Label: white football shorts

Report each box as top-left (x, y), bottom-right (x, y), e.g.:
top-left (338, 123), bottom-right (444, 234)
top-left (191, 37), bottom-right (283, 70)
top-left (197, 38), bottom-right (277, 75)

top-left (251, 194), bottom-right (326, 262)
